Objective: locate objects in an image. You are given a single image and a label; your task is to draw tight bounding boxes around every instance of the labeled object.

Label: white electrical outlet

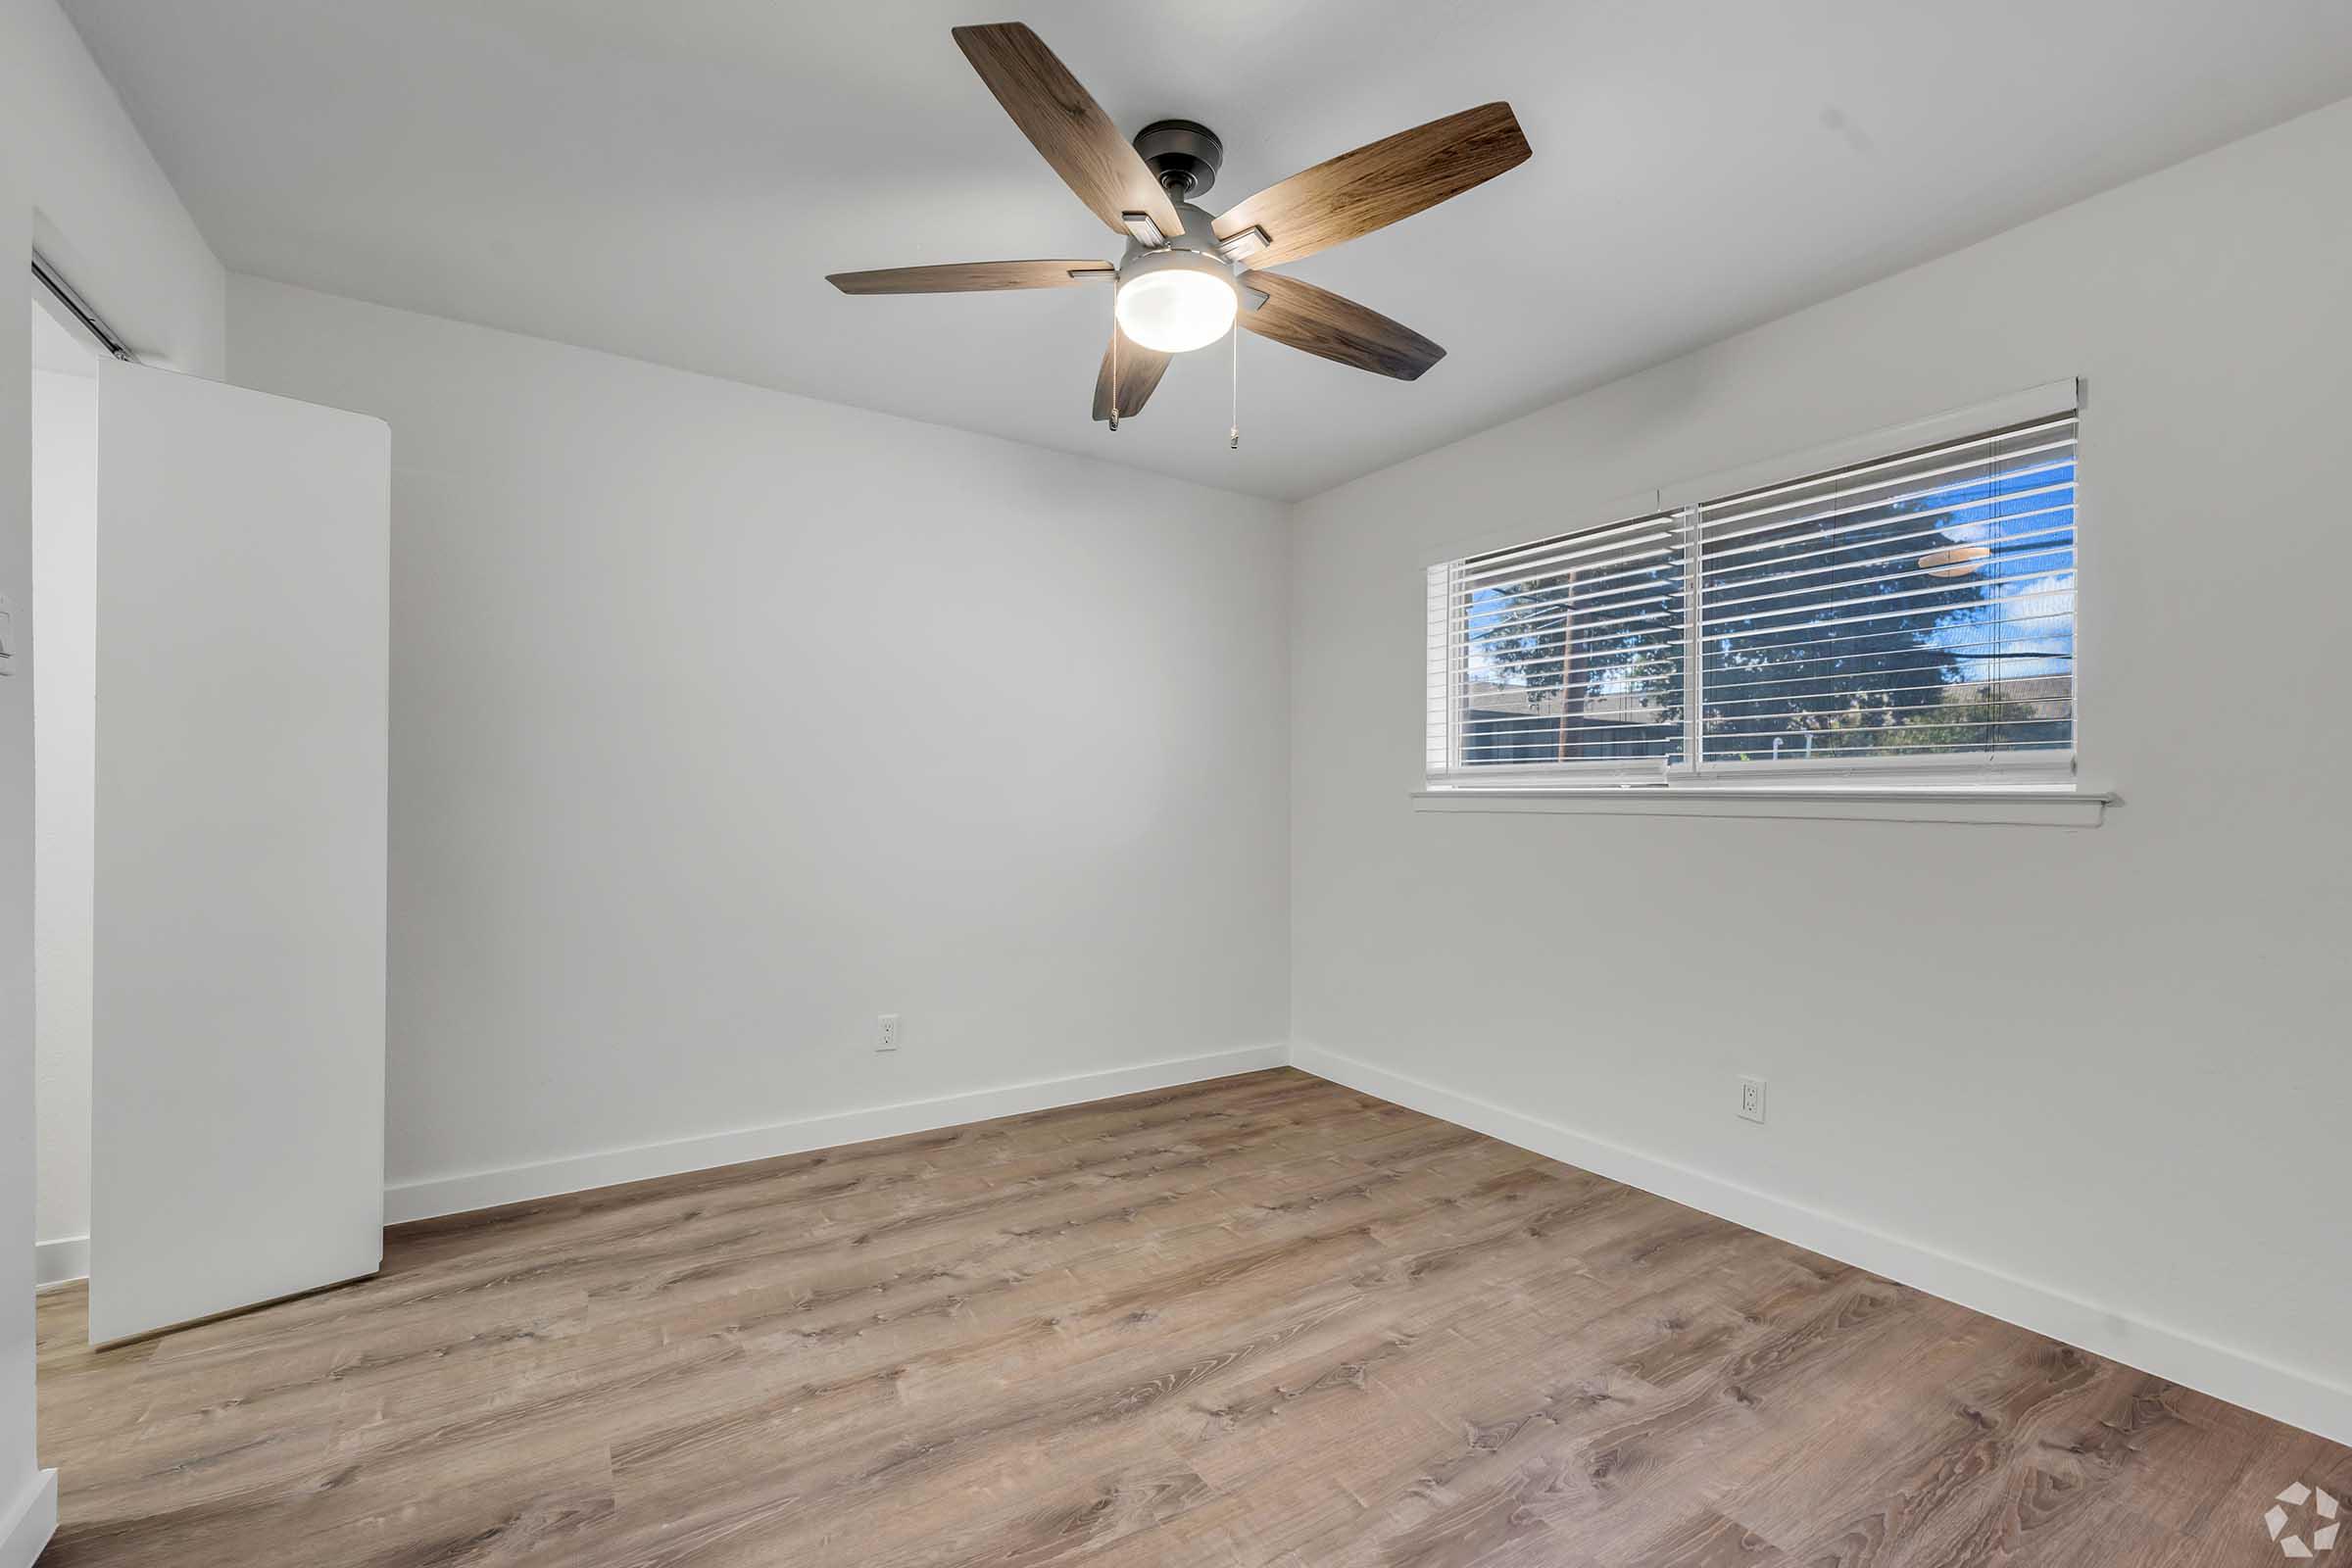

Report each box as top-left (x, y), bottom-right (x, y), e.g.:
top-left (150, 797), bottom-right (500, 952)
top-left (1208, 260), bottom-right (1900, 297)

top-left (876, 1013), bottom-right (901, 1053)
top-left (1738, 1076), bottom-right (1767, 1124)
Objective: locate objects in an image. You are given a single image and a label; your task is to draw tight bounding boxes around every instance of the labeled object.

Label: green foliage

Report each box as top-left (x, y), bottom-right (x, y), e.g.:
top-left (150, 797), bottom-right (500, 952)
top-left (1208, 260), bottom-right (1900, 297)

top-left (1700, 505), bottom-right (1979, 760)
top-left (1473, 561), bottom-right (1684, 762)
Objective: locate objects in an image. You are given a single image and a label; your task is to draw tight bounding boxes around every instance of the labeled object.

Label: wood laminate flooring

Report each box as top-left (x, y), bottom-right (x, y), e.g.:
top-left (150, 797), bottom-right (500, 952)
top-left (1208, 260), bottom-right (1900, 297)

top-left (33, 1068), bottom-right (2349, 1567)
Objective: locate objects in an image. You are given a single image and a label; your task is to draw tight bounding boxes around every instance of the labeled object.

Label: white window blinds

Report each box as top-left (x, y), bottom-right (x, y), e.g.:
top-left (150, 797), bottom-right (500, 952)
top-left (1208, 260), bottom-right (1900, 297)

top-left (1428, 510), bottom-right (1688, 785)
top-left (1694, 413), bottom-right (2076, 776)
top-left (1427, 403), bottom-right (2079, 789)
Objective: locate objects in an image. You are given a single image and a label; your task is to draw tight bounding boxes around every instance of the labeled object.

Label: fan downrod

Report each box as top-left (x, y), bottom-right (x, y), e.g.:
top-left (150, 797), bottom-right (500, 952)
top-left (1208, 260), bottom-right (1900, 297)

top-left (1133, 120), bottom-right (1225, 202)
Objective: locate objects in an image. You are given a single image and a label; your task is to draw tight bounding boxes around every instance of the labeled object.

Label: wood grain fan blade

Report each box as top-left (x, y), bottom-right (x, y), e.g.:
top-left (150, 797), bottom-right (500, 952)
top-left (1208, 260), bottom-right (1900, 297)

top-left (827, 261), bottom-right (1112, 294)
top-left (1239, 272), bottom-right (1445, 380)
top-left (1213, 103), bottom-right (1530, 270)
top-left (953, 24), bottom-right (1184, 242)
top-left (1091, 333), bottom-right (1172, 421)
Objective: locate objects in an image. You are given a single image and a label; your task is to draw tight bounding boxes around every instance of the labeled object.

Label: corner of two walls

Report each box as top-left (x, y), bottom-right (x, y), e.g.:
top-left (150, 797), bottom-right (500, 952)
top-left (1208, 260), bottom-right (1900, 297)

top-left (221, 275), bottom-right (1296, 1228)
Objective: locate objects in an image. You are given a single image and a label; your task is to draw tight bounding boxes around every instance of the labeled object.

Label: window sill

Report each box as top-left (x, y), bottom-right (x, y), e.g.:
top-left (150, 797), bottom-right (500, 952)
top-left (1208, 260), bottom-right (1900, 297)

top-left (1411, 785), bottom-right (2112, 827)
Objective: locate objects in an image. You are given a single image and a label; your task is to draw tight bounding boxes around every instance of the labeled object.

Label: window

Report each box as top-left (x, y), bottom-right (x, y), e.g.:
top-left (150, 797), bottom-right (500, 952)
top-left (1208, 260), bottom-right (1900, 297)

top-left (1428, 405), bottom-right (2078, 790)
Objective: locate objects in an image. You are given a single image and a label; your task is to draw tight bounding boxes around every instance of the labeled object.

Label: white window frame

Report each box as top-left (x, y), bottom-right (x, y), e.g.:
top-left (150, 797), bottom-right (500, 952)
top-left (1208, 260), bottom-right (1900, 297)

top-left (1422, 381), bottom-right (2102, 820)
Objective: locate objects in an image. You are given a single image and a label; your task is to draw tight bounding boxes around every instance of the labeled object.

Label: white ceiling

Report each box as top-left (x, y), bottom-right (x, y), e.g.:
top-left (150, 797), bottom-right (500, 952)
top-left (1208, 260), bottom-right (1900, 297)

top-left (61, 1), bottom-right (2352, 502)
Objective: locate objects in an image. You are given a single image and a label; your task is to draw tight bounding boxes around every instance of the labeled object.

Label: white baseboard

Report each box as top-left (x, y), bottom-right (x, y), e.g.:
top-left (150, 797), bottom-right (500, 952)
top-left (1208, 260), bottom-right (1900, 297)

top-left (35, 1234), bottom-right (90, 1290)
top-left (1294, 1042), bottom-right (2352, 1448)
top-left (0, 1469), bottom-right (57, 1568)
top-left (384, 1045), bottom-right (1290, 1224)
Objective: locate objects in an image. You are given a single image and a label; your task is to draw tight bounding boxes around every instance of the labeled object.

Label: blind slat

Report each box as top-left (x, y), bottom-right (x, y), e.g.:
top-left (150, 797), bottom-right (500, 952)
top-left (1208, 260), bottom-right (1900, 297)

top-left (1698, 533), bottom-right (2077, 618)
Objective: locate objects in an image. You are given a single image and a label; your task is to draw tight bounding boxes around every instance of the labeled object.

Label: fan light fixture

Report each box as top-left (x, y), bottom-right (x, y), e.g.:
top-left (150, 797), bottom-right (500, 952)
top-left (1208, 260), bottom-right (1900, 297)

top-left (825, 24), bottom-right (1534, 433)
top-left (1113, 250), bottom-right (1238, 354)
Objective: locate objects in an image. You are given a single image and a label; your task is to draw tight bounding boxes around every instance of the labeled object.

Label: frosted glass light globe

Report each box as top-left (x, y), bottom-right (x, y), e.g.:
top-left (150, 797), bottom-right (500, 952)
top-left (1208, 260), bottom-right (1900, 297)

top-left (1114, 265), bottom-right (1238, 354)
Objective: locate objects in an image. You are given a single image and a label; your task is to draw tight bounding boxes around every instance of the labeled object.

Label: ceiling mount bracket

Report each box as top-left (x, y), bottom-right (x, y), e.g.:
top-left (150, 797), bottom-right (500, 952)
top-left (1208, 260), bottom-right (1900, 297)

top-left (1133, 120), bottom-right (1225, 202)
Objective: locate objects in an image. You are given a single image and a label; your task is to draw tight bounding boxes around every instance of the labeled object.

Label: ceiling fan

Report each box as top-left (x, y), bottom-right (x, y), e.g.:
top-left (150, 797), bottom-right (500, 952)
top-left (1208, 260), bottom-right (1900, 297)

top-left (827, 23), bottom-right (1531, 431)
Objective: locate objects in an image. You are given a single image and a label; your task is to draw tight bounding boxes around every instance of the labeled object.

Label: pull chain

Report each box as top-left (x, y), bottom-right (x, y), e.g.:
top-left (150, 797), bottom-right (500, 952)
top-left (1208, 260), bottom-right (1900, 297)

top-left (1229, 316), bottom-right (1240, 450)
top-left (1107, 288), bottom-right (1121, 432)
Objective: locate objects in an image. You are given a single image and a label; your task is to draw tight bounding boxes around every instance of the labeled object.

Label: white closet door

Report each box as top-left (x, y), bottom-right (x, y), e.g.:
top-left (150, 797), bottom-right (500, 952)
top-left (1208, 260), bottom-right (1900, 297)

top-left (88, 361), bottom-right (388, 1345)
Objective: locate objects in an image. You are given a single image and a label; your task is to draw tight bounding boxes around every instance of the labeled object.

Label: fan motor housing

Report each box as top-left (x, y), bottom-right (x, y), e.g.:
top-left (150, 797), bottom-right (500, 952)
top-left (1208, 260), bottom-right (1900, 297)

top-left (1117, 202), bottom-right (1231, 275)
top-left (1134, 120), bottom-right (1224, 201)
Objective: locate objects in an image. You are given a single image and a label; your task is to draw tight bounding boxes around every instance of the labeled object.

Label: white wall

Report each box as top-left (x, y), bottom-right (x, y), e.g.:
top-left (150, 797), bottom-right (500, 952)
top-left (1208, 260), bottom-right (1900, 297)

top-left (1290, 95), bottom-right (2352, 1443)
top-left (0, 168), bottom-right (41, 1568)
top-left (30, 364), bottom-right (93, 1285)
top-left (226, 277), bottom-right (1291, 1213)
top-left (2, 1), bottom-right (224, 1556)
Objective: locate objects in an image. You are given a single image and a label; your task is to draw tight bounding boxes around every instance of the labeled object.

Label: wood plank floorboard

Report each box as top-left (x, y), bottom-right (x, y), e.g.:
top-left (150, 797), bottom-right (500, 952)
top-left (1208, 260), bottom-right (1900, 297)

top-left (32, 1067), bottom-right (2350, 1566)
